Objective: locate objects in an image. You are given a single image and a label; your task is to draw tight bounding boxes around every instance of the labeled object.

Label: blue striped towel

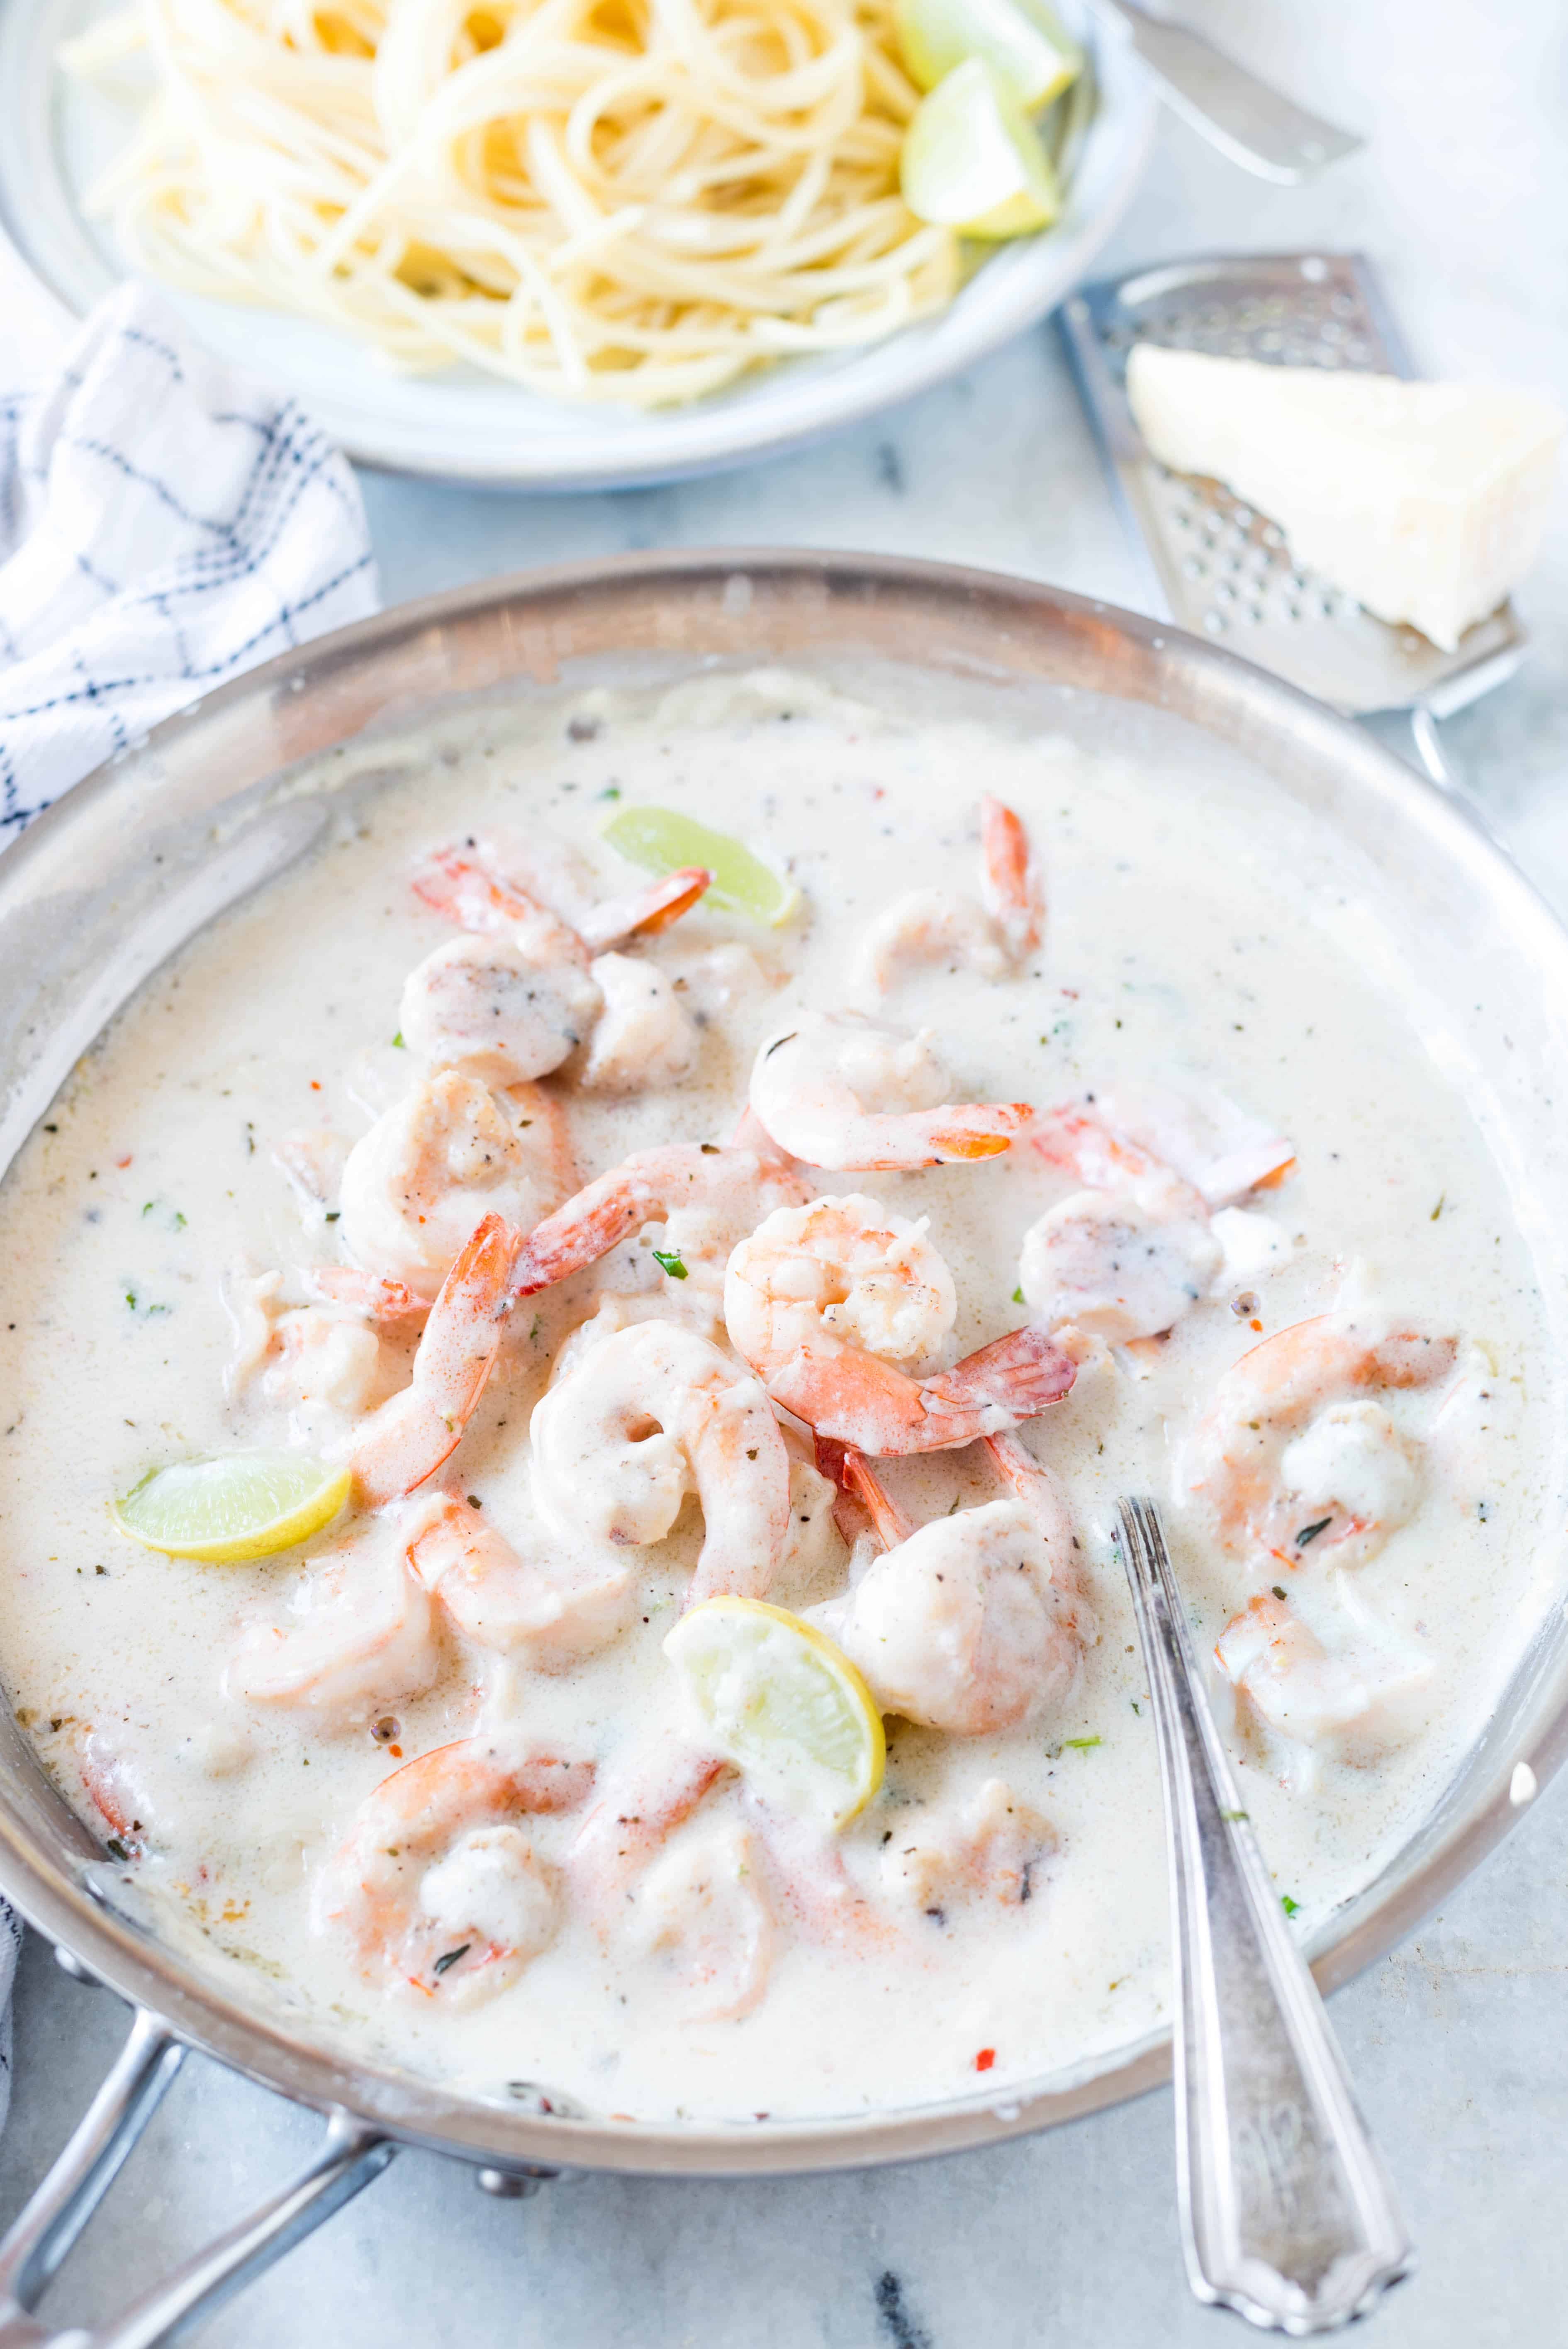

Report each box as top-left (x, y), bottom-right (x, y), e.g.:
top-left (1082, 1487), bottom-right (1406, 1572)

top-left (0, 280), bottom-right (379, 835)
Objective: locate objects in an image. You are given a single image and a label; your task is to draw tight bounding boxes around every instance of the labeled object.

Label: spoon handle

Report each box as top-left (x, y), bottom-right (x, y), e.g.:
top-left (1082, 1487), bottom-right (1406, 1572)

top-left (1116, 1497), bottom-right (1412, 2332)
top-left (1091, 0), bottom-right (1363, 185)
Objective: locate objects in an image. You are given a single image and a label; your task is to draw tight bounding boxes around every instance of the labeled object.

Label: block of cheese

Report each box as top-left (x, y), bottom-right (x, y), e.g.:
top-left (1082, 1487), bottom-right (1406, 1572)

top-left (1125, 344), bottom-right (1564, 653)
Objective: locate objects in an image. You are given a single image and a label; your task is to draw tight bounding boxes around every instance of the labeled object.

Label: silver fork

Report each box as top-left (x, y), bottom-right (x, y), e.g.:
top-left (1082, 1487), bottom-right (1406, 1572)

top-left (1115, 1497), bottom-right (1412, 2332)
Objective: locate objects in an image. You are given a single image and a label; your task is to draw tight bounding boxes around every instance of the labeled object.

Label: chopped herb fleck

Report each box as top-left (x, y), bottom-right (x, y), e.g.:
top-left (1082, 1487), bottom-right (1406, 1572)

top-left (1221, 1808), bottom-right (1249, 1823)
top-left (432, 1944), bottom-right (470, 1977)
top-left (599, 785), bottom-right (621, 800)
top-left (1130, 1699), bottom-right (1141, 1715)
top-left (104, 1837), bottom-right (129, 1862)
top-left (1011, 1287), bottom-right (1024, 1305)
top-left (1062, 1735), bottom-right (1101, 1752)
top-left (652, 1248), bottom-right (688, 1280)
top-left (1430, 1194), bottom-right (1445, 1221)
top-left (173, 1211), bottom-right (187, 1230)
top-left (1272, 1584), bottom-right (1288, 1601)
top-left (1295, 1516), bottom-right (1332, 1548)
top-left (141, 1201), bottom-right (155, 1217)
top-left (324, 1211), bottom-right (340, 1223)
top-left (1281, 1894), bottom-right (1300, 1917)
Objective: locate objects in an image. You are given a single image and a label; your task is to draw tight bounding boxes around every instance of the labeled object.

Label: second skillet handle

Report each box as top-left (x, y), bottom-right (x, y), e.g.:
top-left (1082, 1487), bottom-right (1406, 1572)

top-left (1117, 1499), bottom-right (1412, 2332)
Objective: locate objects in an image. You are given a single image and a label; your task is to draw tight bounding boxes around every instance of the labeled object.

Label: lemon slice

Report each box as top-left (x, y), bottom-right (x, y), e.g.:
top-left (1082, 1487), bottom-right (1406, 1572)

top-left (114, 1452), bottom-right (351, 1562)
top-left (896, 0), bottom-right (1081, 106)
top-left (664, 1597), bottom-right (885, 1830)
top-left (600, 804), bottom-right (800, 927)
top-left (901, 59), bottom-right (1062, 239)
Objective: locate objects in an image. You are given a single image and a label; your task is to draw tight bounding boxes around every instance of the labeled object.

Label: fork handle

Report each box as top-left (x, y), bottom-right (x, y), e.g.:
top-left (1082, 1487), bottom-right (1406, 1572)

top-left (1117, 1499), bottom-right (1412, 2332)
top-left (1091, 0), bottom-right (1363, 184)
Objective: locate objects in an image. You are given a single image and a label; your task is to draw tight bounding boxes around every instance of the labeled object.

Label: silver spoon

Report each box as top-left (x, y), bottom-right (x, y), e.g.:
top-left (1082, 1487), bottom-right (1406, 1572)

top-left (1091, 0), bottom-right (1364, 184)
top-left (1115, 1497), bottom-right (1412, 2332)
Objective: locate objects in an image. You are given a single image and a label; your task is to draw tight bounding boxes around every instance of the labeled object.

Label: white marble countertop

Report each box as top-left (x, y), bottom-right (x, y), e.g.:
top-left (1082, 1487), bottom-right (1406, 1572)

top-left (3, 2), bottom-right (1567, 2342)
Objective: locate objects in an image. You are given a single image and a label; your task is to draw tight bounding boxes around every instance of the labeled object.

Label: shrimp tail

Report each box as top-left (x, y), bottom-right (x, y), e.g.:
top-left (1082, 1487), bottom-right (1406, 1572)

top-left (509, 1168), bottom-right (661, 1297)
top-left (816, 1442), bottom-right (914, 1550)
top-left (578, 867), bottom-right (712, 950)
top-left (351, 1213), bottom-right (522, 1506)
top-left (979, 796), bottom-right (1042, 956)
top-left (306, 1267), bottom-right (432, 1321)
top-left (926, 1326), bottom-right (1079, 1423)
top-left (770, 1326), bottom-right (1075, 1455)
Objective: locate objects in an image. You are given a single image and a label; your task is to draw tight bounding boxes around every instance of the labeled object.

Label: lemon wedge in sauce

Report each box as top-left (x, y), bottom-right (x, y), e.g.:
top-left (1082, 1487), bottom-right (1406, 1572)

top-left (114, 1453), bottom-right (351, 1562)
top-left (600, 804), bottom-right (800, 926)
top-left (664, 1597), bottom-right (885, 1831)
top-left (901, 58), bottom-right (1062, 239)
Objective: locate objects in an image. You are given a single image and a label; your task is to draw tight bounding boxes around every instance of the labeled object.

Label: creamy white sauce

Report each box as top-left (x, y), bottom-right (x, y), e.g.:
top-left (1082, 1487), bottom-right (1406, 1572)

top-left (0, 667), bottom-right (1555, 2125)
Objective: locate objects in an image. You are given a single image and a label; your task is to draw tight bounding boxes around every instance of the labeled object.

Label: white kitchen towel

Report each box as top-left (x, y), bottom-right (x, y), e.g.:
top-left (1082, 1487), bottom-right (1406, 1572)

top-left (0, 279), bottom-right (380, 832)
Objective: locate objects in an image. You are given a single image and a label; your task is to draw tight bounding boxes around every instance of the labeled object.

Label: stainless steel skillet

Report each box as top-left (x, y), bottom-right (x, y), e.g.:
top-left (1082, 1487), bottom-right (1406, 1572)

top-left (0, 550), bottom-right (1565, 2346)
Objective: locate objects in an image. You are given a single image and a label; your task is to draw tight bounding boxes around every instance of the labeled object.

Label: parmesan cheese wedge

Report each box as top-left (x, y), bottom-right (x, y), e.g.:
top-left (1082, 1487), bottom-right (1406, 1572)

top-left (1125, 344), bottom-right (1564, 653)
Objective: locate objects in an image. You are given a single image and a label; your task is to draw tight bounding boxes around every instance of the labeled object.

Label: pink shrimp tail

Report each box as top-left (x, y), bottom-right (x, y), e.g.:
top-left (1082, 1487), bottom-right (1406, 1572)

top-left (307, 1267), bottom-right (431, 1321)
top-left (980, 796), bottom-right (1042, 954)
top-left (351, 1213), bottom-right (522, 1506)
top-left (509, 1167), bottom-right (661, 1298)
top-left (578, 867), bottom-right (713, 950)
top-left (771, 1326), bottom-right (1075, 1455)
top-left (819, 1441), bottom-right (913, 1549)
top-left (925, 1325), bottom-right (1078, 1423)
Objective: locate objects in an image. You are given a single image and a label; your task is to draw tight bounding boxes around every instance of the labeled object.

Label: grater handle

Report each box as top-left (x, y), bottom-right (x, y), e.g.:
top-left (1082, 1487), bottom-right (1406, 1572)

top-left (1091, 0), bottom-right (1364, 184)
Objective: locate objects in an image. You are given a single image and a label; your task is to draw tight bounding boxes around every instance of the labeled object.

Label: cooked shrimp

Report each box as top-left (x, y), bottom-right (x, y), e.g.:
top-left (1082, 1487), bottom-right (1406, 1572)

top-left (338, 1072), bottom-right (572, 1293)
top-left (825, 1432), bottom-right (1090, 1735)
top-left (1019, 1106), bottom-right (1225, 1343)
top-left (567, 1737), bottom-right (728, 1921)
top-left (402, 839), bottom-right (710, 1086)
top-left (314, 1737), bottom-right (594, 2000)
top-left (1081, 1082), bottom-right (1295, 1209)
top-left (882, 1777), bottom-right (1057, 1913)
top-left (578, 953), bottom-right (699, 1093)
top-left (510, 1143), bottom-right (811, 1300)
top-left (408, 1493), bottom-right (634, 1664)
top-left (628, 1818), bottom-right (774, 2021)
top-left (529, 1321), bottom-right (791, 1603)
top-left (763, 1322), bottom-right (1076, 1456)
top-left (724, 1194), bottom-right (957, 1379)
top-left (1183, 1313), bottom-right (1459, 1569)
top-left (854, 797), bottom-right (1043, 992)
top-left (1215, 1591), bottom-right (1433, 1766)
top-left (351, 1213), bottom-right (522, 1507)
top-left (749, 1011), bottom-right (1032, 1171)
top-left (226, 1529), bottom-right (441, 1725)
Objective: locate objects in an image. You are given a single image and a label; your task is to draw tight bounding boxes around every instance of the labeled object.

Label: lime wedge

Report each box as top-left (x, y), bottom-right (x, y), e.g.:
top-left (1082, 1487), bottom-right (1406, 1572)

top-left (601, 804), bottom-right (800, 927)
top-left (901, 58), bottom-right (1062, 239)
top-left (114, 1452), bottom-right (351, 1562)
top-left (664, 1597), bottom-right (885, 1830)
top-left (896, 0), bottom-right (1082, 106)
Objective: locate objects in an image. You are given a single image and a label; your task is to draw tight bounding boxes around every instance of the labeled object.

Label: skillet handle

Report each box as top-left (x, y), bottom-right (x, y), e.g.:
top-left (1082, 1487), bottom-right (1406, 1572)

top-left (0, 1993), bottom-right (394, 2349)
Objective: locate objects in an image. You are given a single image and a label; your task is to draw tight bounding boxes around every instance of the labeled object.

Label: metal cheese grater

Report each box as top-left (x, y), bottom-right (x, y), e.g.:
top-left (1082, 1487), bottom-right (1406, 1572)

top-left (1059, 253), bottom-right (1528, 790)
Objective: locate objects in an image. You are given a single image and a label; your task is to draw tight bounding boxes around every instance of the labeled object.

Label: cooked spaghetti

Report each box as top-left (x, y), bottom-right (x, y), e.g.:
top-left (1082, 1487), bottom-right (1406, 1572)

top-left (62, 0), bottom-right (964, 405)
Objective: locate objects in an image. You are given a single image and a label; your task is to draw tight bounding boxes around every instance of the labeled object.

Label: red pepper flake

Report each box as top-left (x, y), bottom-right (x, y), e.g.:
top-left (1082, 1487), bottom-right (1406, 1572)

top-left (387, 1744), bottom-right (403, 1758)
top-left (115, 1155), bottom-right (132, 1170)
top-left (974, 2047), bottom-right (996, 2073)
top-left (309, 1080), bottom-right (322, 1092)
top-left (1250, 1317), bottom-right (1263, 1332)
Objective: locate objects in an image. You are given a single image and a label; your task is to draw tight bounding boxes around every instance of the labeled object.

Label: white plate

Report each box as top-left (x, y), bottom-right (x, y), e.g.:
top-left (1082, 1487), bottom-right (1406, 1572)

top-left (0, 0), bottom-right (1157, 489)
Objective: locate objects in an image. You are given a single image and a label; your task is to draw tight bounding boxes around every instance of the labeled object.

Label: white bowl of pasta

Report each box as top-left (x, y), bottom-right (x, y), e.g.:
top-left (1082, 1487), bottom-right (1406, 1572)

top-left (0, 0), bottom-right (1156, 486)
